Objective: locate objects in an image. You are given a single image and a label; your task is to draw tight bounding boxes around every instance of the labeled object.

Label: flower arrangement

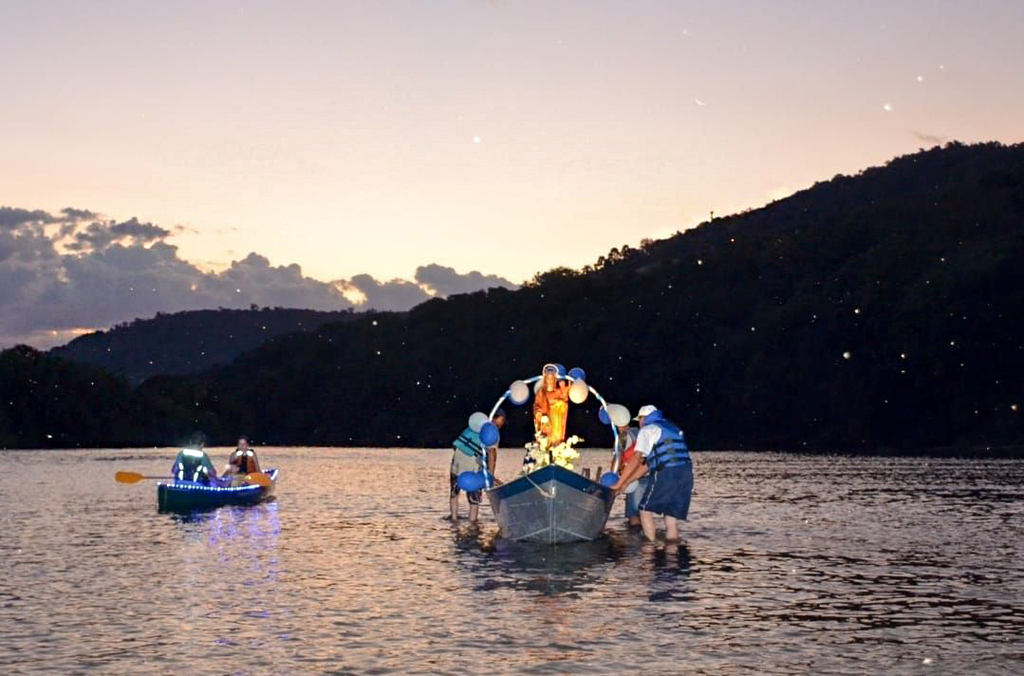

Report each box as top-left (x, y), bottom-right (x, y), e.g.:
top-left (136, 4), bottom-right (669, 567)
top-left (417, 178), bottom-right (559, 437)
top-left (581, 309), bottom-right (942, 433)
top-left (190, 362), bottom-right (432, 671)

top-left (522, 432), bottom-right (583, 472)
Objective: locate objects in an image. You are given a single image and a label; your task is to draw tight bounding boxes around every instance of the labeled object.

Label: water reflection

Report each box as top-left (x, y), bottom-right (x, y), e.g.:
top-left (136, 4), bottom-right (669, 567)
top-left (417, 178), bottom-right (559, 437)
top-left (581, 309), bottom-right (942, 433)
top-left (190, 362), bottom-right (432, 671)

top-left (2, 449), bottom-right (1023, 674)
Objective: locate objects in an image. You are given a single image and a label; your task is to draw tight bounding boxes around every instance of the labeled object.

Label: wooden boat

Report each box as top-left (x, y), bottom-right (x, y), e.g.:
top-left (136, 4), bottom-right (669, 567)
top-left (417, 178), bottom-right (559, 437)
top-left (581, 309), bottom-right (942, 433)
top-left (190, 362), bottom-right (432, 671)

top-left (157, 469), bottom-right (278, 513)
top-left (486, 464), bottom-right (616, 544)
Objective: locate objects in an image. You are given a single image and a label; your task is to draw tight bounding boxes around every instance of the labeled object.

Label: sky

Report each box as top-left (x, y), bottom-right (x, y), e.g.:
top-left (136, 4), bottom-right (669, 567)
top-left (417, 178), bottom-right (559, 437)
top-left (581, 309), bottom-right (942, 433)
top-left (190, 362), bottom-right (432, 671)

top-left (2, 0), bottom-right (1023, 347)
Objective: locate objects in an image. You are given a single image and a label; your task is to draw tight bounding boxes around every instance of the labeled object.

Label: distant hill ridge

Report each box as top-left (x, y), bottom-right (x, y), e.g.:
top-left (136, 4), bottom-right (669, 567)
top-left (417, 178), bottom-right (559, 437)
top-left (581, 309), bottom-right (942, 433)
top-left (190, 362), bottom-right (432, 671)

top-left (4, 141), bottom-right (1023, 452)
top-left (50, 307), bottom-right (361, 381)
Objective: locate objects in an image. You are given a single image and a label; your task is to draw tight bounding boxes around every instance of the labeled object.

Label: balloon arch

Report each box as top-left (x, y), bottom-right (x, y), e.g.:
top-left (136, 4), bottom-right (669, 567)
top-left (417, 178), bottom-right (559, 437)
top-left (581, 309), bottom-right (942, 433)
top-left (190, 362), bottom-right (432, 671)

top-left (462, 364), bottom-right (632, 491)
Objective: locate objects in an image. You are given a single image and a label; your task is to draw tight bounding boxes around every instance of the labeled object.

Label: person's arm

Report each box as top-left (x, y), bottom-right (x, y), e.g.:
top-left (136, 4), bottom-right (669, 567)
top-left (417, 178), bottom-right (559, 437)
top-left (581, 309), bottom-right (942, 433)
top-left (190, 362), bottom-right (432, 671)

top-left (610, 453), bottom-right (647, 492)
top-left (485, 446), bottom-right (504, 485)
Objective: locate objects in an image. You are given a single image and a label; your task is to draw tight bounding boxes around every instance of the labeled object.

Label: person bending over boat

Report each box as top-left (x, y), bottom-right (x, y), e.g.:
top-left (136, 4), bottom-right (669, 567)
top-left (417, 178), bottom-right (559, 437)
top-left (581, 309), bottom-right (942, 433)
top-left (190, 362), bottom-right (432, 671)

top-left (610, 405), bottom-right (693, 541)
top-left (171, 433), bottom-right (218, 485)
top-left (612, 420), bottom-right (645, 528)
top-left (221, 436), bottom-right (262, 485)
top-left (449, 409), bottom-right (506, 523)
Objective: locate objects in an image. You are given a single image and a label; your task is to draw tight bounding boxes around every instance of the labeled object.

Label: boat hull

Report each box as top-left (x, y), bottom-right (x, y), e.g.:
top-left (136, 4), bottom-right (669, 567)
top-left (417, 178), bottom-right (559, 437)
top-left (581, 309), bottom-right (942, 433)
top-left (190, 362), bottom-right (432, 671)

top-left (486, 464), bottom-right (616, 544)
top-left (157, 469), bottom-right (278, 513)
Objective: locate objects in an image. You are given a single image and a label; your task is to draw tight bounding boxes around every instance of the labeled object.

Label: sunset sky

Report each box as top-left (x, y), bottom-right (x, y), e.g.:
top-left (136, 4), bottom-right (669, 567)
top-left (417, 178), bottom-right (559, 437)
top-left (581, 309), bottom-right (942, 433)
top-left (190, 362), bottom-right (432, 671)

top-left (2, 0), bottom-right (1022, 346)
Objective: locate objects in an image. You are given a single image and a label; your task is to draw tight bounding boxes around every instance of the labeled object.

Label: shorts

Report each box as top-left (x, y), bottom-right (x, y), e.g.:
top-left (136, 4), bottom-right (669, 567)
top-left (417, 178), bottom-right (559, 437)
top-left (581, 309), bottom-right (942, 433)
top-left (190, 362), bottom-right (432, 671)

top-left (625, 476), bottom-right (649, 518)
top-left (450, 473), bottom-right (482, 505)
top-left (639, 462), bottom-right (693, 520)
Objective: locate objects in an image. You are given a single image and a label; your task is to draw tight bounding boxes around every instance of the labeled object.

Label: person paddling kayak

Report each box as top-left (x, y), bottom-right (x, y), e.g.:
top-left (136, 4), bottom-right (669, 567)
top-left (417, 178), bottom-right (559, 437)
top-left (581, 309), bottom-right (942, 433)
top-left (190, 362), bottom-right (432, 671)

top-left (221, 436), bottom-right (262, 484)
top-left (170, 433), bottom-right (218, 485)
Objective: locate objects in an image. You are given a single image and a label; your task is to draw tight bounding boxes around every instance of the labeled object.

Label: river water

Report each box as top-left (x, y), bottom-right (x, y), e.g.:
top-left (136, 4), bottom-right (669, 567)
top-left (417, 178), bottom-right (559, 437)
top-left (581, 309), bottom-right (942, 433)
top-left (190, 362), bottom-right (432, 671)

top-left (1, 448), bottom-right (1021, 674)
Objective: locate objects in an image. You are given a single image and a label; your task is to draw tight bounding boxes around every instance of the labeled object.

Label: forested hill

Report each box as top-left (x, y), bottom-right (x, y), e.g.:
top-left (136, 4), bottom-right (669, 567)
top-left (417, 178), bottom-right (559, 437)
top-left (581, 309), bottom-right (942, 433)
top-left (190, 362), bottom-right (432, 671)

top-left (49, 307), bottom-right (361, 381)
top-left (3, 142), bottom-right (1023, 452)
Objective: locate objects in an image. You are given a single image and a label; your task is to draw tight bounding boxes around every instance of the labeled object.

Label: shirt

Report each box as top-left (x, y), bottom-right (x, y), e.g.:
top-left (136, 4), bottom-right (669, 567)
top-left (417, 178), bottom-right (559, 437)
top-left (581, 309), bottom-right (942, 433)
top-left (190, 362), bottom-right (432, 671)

top-left (633, 424), bottom-right (664, 459)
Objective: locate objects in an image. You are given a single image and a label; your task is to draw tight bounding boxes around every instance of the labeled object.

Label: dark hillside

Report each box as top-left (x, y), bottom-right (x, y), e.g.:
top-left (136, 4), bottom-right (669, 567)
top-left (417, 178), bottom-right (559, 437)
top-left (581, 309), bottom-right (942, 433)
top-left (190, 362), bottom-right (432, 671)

top-left (50, 307), bottom-right (360, 382)
top-left (4, 142), bottom-right (1022, 452)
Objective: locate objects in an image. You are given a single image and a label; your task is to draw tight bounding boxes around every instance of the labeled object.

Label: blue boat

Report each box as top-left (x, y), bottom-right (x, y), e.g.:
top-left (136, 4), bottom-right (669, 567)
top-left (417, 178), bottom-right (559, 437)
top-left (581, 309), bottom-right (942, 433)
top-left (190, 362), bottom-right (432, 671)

top-left (157, 469), bottom-right (279, 513)
top-left (487, 464), bottom-right (616, 544)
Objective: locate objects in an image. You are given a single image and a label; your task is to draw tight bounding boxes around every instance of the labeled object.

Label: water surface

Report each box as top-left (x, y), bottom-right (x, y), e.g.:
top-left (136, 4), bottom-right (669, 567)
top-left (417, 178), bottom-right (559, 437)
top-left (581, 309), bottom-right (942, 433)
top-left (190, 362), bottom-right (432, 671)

top-left (1, 448), bottom-right (1022, 674)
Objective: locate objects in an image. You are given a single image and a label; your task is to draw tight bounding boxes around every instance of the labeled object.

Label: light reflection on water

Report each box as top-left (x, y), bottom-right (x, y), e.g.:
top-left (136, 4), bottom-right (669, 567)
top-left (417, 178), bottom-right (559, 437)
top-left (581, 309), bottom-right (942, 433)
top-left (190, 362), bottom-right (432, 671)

top-left (1, 448), bottom-right (1022, 674)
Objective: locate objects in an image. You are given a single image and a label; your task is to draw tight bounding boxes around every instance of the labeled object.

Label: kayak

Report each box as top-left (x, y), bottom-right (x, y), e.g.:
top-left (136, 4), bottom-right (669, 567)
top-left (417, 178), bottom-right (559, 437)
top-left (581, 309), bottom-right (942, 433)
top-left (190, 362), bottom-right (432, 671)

top-left (487, 464), bottom-right (616, 543)
top-left (157, 469), bottom-right (278, 513)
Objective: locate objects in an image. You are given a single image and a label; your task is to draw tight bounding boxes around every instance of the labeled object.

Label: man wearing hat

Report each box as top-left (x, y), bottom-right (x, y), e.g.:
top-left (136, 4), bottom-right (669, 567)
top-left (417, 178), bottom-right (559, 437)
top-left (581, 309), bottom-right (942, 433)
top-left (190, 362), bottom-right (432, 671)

top-left (610, 405), bottom-right (693, 541)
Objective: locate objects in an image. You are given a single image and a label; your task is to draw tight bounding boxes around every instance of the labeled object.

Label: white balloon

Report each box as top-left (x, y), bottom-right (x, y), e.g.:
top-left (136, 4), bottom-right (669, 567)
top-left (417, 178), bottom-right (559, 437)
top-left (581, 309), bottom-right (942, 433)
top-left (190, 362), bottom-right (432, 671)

top-left (509, 380), bottom-right (530, 405)
top-left (607, 403), bottom-right (631, 427)
top-left (568, 379), bottom-right (589, 404)
top-left (624, 480), bottom-right (640, 494)
top-left (468, 412), bottom-right (488, 432)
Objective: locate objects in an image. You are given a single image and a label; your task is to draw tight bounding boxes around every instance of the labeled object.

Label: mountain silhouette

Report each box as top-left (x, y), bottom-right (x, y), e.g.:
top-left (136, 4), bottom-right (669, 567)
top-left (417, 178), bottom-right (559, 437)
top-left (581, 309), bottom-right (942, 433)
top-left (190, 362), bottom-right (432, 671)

top-left (49, 307), bottom-right (361, 382)
top-left (3, 141), bottom-right (1022, 453)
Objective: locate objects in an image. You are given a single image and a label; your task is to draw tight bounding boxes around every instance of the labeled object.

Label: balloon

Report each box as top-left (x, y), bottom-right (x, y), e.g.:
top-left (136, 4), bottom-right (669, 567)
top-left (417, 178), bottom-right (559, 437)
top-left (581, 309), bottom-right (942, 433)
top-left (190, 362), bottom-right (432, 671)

top-left (624, 480), bottom-right (640, 495)
top-left (607, 403), bottom-right (631, 427)
top-left (468, 412), bottom-right (488, 432)
top-left (569, 379), bottom-right (589, 404)
top-left (568, 367), bottom-right (586, 381)
top-left (457, 471), bottom-right (485, 492)
top-left (479, 422), bottom-right (500, 446)
top-left (598, 407), bottom-right (611, 425)
top-left (509, 380), bottom-right (530, 405)
top-left (554, 363), bottom-right (567, 377)
top-left (599, 471), bottom-right (619, 487)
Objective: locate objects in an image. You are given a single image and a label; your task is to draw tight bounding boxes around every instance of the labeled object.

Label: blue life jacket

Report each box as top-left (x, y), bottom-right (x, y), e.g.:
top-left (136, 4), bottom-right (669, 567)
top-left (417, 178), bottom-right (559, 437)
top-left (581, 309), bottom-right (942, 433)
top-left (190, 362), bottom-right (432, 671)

top-left (453, 427), bottom-right (483, 458)
top-left (643, 413), bottom-right (690, 472)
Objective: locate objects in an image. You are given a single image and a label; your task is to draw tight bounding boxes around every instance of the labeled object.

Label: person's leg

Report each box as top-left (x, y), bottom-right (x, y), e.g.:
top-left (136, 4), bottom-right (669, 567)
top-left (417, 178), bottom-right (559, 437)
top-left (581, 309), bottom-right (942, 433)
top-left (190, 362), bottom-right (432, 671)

top-left (664, 515), bottom-right (680, 541)
top-left (639, 510), bottom-right (657, 541)
top-left (449, 474), bottom-right (460, 520)
top-left (628, 477), bottom-right (647, 526)
top-left (468, 489), bottom-right (482, 522)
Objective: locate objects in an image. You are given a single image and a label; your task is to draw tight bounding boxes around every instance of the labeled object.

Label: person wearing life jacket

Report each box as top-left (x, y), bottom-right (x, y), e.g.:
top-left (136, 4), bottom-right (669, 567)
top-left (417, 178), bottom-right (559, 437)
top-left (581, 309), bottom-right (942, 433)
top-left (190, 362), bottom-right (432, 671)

top-left (610, 405), bottom-right (693, 541)
top-left (170, 432), bottom-right (218, 485)
top-left (449, 409), bottom-right (506, 522)
top-left (221, 436), bottom-right (262, 485)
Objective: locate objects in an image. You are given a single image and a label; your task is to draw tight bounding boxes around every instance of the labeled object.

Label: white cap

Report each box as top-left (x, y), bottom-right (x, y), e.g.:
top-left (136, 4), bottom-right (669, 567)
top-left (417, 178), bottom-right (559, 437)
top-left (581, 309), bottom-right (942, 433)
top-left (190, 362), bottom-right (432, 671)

top-left (634, 404), bottom-right (658, 420)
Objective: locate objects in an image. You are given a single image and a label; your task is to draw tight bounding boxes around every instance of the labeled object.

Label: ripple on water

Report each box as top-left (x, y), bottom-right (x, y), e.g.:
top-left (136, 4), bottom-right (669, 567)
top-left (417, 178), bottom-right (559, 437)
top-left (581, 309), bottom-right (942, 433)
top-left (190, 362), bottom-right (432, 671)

top-left (0, 448), bottom-right (1022, 674)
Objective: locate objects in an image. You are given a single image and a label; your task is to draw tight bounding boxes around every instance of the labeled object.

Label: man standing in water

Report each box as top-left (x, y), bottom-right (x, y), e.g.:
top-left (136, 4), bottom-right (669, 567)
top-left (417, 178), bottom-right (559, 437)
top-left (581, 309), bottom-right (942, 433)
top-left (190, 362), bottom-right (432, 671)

top-left (449, 409), bottom-right (506, 523)
top-left (611, 405), bottom-right (693, 541)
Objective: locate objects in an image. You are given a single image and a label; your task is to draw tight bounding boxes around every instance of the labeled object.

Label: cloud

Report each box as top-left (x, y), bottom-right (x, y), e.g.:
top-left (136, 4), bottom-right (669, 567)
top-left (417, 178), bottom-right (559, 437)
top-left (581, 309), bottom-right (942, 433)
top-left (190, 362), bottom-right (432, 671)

top-left (0, 207), bottom-right (55, 229)
top-left (67, 217), bottom-right (172, 252)
top-left (914, 131), bottom-right (947, 146)
top-left (338, 274), bottom-right (432, 311)
top-left (60, 207), bottom-right (99, 221)
top-left (414, 263), bottom-right (518, 297)
top-left (0, 205), bottom-right (523, 348)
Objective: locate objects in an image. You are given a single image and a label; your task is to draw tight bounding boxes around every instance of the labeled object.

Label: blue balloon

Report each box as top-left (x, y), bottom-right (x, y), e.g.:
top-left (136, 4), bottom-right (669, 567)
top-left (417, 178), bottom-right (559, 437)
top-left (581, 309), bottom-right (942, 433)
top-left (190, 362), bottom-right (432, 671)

top-left (457, 471), bottom-right (485, 492)
top-left (598, 407), bottom-right (611, 425)
top-left (554, 363), bottom-right (567, 377)
top-left (600, 472), bottom-right (619, 487)
top-left (479, 422), bottom-right (500, 446)
top-left (568, 367), bottom-right (586, 381)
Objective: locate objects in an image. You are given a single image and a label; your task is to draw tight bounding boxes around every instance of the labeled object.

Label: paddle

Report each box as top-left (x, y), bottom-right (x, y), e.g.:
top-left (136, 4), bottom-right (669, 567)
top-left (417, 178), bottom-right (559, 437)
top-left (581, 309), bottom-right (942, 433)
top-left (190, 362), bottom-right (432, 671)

top-left (241, 472), bottom-right (273, 487)
top-left (115, 470), bottom-right (272, 487)
top-left (115, 471), bottom-right (165, 483)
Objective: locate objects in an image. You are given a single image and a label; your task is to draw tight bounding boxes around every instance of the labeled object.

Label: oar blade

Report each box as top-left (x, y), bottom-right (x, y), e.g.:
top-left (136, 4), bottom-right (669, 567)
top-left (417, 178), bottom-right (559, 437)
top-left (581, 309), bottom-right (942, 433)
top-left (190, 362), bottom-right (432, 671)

top-left (115, 471), bottom-right (145, 484)
top-left (244, 472), bottom-right (272, 487)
